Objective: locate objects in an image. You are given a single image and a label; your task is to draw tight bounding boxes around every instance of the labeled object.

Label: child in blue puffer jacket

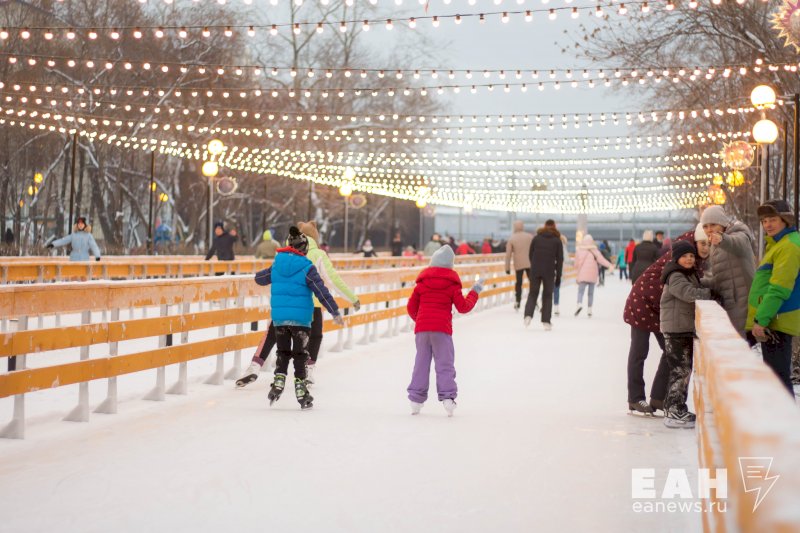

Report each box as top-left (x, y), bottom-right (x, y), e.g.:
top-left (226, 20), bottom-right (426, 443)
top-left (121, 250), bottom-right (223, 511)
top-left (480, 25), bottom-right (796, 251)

top-left (255, 226), bottom-right (343, 409)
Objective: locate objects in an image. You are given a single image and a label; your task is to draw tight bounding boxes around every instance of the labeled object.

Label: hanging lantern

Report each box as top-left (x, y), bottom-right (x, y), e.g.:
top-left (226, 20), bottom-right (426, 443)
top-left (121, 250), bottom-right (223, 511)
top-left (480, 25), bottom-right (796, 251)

top-left (721, 140), bottom-right (755, 170)
top-left (726, 170), bottom-right (745, 188)
top-left (348, 193), bottom-right (367, 209)
top-left (707, 185), bottom-right (726, 205)
top-left (773, 0), bottom-right (800, 52)
top-left (712, 174), bottom-right (724, 186)
top-left (215, 176), bottom-right (238, 196)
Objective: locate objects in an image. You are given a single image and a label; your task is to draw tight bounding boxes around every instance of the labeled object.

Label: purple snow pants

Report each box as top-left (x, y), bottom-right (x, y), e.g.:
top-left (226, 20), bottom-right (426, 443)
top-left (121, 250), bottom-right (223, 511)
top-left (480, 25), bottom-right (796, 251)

top-left (407, 331), bottom-right (457, 403)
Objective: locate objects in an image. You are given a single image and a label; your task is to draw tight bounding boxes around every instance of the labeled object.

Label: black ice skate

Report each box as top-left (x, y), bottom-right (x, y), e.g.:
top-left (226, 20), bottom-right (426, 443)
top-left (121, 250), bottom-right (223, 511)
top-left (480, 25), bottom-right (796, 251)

top-left (628, 400), bottom-right (656, 417)
top-left (268, 373), bottom-right (286, 405)
top-left (574, 306), bottom-right (583, 316)
top-left (295, 378), bottom-right (314, 410)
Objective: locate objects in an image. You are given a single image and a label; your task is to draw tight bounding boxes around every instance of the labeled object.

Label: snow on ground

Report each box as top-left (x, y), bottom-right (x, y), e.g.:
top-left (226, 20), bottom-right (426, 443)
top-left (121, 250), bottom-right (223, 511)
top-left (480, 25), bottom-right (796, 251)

top-left (0, 277), bottom-right (701, 533)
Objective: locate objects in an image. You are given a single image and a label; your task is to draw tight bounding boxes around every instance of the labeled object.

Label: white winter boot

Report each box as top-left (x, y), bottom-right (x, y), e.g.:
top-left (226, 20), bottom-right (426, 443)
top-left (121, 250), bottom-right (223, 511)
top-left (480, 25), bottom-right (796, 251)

top-left (588, 307), bottom-right (593, 317)
top-left (554, 305), bottom-right (560, 316)
top-left (410, 401), bottom-right (423, 415)
top-left (443, 399), bottom-right (457, 417)
top-left (543, 322), bottom-right (552, 331)
top-left (305, 363), bottom-right (316, 387)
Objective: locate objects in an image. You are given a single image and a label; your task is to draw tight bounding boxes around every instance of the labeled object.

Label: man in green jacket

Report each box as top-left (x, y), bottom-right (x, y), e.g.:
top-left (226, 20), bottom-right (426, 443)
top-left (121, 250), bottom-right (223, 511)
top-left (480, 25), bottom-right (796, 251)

top-left (746, 200), bottom-right (800, 394)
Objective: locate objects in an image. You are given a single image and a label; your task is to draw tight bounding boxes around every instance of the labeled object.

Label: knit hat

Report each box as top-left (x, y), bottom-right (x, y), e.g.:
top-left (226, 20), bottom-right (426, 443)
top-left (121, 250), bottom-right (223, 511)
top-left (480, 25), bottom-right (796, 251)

top-left (75, 216), bottom-right (87, 226)
top-left (262, 230), bottom-right (272, 241)
top-left (671, 240), bottom-right (697, 261)
top-left (430, 245), bottom-right (455, 269)
top-left (694, 223), bottom-right (707, 242)
top-left (213, 221), bottom-right (225, 231)
top-left (641, 230), bottom-right (653, 242)
top-left (757, 199), bottom-right (795, 227)
top-left (699, 205), bottom-right (730, 227)
top-left (286, 226), bottom-right (309, 254)
top-left (297, 220), bottom-right (320, 243)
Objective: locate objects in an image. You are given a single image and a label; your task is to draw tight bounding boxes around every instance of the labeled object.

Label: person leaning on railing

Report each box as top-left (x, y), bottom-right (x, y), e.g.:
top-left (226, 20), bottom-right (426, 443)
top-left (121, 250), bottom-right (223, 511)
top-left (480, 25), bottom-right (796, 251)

top-left (746, 200), bottom-right (800, 395)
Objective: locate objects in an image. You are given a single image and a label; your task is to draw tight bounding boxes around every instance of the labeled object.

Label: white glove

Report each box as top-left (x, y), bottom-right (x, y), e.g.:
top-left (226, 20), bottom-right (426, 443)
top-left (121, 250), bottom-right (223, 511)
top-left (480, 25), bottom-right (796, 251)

top-left (353, 299), bottom-right (361, 312)
top-left (333, 314), bottom-right (345, 326)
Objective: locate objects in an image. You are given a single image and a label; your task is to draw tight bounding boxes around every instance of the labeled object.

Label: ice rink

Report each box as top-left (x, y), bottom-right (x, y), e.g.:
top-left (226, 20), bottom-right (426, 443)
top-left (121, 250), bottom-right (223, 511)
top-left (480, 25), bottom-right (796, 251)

top-left (0, 277), bottom-right (701, 533)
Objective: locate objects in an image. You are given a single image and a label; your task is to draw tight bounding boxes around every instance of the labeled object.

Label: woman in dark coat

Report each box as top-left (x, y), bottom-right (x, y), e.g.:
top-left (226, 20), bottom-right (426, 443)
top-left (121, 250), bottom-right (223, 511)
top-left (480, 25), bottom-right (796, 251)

top-left (624, 226), bottom-right (709, 415)
top-left (630, 230), bottom-right (661, 282)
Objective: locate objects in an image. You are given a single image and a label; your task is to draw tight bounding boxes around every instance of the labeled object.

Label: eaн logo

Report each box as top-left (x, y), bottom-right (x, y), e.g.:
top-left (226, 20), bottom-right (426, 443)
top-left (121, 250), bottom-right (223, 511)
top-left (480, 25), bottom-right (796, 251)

top-left (739, 457), bottom-right (780, 512)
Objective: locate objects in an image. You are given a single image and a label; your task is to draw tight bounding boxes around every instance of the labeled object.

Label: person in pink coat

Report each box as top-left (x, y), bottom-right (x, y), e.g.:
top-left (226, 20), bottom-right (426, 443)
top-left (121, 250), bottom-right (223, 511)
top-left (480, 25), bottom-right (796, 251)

top-left (574, 234), bottom-right (615, 316)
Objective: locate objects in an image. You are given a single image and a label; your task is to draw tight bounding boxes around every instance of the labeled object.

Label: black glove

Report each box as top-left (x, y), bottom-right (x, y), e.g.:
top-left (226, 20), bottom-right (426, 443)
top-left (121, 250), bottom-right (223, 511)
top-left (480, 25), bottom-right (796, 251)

top-left (505, 270), bottom-right (510, 275)
top-left (46, 243), bottom-right (54, 249)
top-left (709, 290), bottom-right (723, 305)
top-left (95, 257), bottom-right (101, 261)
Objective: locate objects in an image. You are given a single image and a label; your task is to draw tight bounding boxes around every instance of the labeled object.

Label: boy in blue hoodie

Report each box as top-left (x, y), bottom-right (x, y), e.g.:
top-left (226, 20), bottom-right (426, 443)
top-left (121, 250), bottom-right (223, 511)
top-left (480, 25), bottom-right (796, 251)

top-left (255, 227), bottom-right (343, 409)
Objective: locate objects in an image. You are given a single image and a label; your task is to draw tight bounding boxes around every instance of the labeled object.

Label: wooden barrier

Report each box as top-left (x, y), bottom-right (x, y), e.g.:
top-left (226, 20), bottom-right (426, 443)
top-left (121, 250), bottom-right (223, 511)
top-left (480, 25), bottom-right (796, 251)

top-left (1, 260), bottom-right (568, 438)
top-left (693, 301), bottom-right (800, 532)
top-left (0, 253), bottom-right (505, 283)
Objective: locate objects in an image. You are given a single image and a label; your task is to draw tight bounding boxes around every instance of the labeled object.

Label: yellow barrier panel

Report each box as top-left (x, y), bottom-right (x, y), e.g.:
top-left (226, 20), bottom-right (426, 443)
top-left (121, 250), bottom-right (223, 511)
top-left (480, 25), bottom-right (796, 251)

top-left (693, 301), bottom-right (800, 533)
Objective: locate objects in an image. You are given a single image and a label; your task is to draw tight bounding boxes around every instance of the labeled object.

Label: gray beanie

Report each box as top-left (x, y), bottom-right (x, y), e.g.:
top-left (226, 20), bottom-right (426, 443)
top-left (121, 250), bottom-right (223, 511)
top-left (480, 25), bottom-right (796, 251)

top-left (430, 245), bottom-right (455, 269)
top-left (700, 205), bottom-right (730, 227)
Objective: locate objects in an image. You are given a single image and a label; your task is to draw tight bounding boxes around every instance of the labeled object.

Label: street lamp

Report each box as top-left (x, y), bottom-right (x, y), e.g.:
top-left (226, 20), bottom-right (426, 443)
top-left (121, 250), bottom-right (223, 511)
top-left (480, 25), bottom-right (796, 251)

top-left (339, 174), bottom-right (354, 253)
top-left (202, 146), bottom-right (222, 247)
top-left (751, 86), bottom-right (779, 256)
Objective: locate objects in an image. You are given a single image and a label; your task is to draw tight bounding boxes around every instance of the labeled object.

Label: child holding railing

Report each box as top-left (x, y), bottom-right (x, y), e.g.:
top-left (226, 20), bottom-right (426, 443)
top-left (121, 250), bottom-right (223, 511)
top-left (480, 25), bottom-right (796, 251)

top-left (406, 246), bottom-right (483, 417)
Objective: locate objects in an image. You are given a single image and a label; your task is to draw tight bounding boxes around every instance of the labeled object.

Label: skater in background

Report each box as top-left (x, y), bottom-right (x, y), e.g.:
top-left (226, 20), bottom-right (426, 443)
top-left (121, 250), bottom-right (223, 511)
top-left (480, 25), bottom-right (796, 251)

top-left (360, 239), bottom-right (377, 258)
top-left (523, 219), bottom-right (563, 330)
top-left (205, 222), bottom-right (238, 262)
top-left (553, 232), bottom-right (570, 316)
top-left (598, 240), bottom-right (612, 287)
top-left (456, 239), bottom-right (476, 255)
top-left (659, 241), bottom-right (712, 428)
top-left (700, 205), bottom-right (756, 337)
top-left (624, 225), bottom-right (709, 416)
top-left (254, 226), bottom-right (344, 409)
top-left (238, 221), bottom-right (360, 388)
top-left (391, 231), bottom-right (403, 257)
top-left (255, 229), bottom-right (279, 259)
top-left (423, 233), bottom-right (442, 257)
top-left (406, 246), bottom-right (482, 416)
top-left (573, 234), bottom-right (614, 317)
top-left (746, 200), bottom-right (800, 394)
top-left (630, 230), bottom-right (660, 283)
top-left (616, 248), bottom-right (628, 280)
top-left (47, 216), bottom-right (101, 261)
top-left (624, 239), bottom-right (636, 281)
top-left (481, 238), bottom-right (493, 254)
top-left (505, 220), bottom-right (534, 311)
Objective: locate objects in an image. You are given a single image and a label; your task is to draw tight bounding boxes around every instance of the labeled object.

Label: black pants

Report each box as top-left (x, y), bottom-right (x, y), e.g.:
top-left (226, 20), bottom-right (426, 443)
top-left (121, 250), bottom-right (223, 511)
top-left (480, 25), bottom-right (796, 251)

top-left (598, 267), bottom-right (606, 286)
top-left (618, 266), bottom-right (628, 280)
top-left (253, 321), bottom-right (277, 364)
top-left (664, 334), bottom-right (694, 413)
top-left (308, 307), bottom-right (324, 363)
top-left (524, 272), bottom-right (554, 323)
top-left (514, 268), bottom-right (531, 304)
top-left (274, 326), bottom-right (311, 380)
top-left (626, 326), bottom-right (669, 403)
top-left (761, 331), bottom-right (794, 395)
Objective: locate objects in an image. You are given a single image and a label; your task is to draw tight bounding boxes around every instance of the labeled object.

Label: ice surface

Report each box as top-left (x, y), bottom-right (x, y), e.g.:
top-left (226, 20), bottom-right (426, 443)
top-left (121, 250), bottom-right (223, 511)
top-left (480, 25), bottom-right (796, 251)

top-left (0, 278), bottom-right (700, 533)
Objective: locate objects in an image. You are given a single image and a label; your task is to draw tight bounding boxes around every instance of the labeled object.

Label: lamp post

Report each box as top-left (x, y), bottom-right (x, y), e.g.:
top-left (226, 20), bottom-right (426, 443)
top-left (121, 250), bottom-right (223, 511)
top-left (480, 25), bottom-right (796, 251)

top-left (751, 85), bottom-right (779, 257)
top-left (203, 139), bottom-right (224, 246)
top-left (416, 198), bottom-right (427, 247)
top-left (339, 178), bottom-right (353, 253)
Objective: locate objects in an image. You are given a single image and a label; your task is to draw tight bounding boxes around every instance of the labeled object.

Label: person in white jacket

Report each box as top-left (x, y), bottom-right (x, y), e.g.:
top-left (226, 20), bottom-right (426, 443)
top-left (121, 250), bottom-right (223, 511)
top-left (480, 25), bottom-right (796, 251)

top-left (573, 234), bottom-right (614, 316)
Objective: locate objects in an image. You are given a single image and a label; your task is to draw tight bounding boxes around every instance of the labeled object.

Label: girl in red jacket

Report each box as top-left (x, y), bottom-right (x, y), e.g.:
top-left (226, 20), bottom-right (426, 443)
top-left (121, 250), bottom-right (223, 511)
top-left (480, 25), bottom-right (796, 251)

top-left (407, 246), bottom-right (483, 416)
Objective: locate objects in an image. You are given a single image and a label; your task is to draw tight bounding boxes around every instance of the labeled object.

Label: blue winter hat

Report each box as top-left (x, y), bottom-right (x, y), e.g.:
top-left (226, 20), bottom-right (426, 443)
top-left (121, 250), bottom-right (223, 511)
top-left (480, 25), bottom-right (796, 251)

top-left (430, 245), bottom-right (455, 269)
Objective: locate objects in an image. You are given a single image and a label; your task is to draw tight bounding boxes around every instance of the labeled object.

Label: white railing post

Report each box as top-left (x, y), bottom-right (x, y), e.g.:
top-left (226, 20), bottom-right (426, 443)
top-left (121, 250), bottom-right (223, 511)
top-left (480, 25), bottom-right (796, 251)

top-left (144, 304), bottom-right (169, 401)
top-left (64, 310), bottom-right (91, 422)
top-left (205, 297), bottom-right (226, 385)
top-left (167, 301), bottom-right (190, 395)
top-left (370, 284), bottom-right (380, 342)
top-left (358, 285), bottom-right (372, 345)
top-left (330, 322), bottom-right (344, 353)
top-left (1, 316), bottom-right (28, 439)
top-left (95, 308), bottom-right (120, 414)
top-left (224, 294), bottom-right (245, 380)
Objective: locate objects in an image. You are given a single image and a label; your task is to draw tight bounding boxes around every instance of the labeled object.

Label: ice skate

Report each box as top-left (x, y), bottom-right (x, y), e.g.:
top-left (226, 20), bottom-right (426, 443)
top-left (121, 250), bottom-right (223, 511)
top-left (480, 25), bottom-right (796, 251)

top-left (663, 407), bottom-right (696, 428)
top-left (514, 301), bottom-right (520, 311)
top-left (574, 306), bottom-right (583, 316)
top-left (523, 316), bottom-right (532, 327)
top-left (649, 398), bottom-right (664, 413)
top-left (443, 399), bottom-right (457, 417)
top-left (543, 322), bottom-right (552, 331)
top-left (295, 378), bottom-right (314, 410)
top-left (554, 305), bottom-right (560, 316)
top-left (587, 307), bottom-right (593, 317)
top-left (305, 362), bottom-right (316, 387)
top-left (410, 401), bottom-right (423, 415)
top-left (267, 373), bottom-right (286, 405)
top-left (628, 400), bottom-right (655, 417)
top-left (235, 361), bottom-right (262, 388)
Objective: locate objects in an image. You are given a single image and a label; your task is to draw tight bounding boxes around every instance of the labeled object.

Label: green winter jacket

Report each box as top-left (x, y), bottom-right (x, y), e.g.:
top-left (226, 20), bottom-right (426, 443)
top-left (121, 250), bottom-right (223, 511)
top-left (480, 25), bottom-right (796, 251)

top-left (746, 227), bottom-right (800, 336)
top-left (306, 236), bottom-right (358, 307)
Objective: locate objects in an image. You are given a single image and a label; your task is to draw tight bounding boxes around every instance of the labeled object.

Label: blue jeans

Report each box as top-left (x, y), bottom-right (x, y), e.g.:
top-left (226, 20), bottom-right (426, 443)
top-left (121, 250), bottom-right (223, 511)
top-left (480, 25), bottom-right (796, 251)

top-left (553, 284), bottom-right (561, 306)
top-left (577, 282), bottom-right (595, 307)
